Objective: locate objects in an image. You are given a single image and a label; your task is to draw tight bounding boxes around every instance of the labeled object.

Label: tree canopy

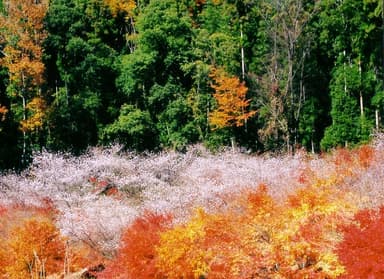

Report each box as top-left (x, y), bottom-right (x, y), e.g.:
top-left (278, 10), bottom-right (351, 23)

top-left (0, 0), bottom-right (384, 168)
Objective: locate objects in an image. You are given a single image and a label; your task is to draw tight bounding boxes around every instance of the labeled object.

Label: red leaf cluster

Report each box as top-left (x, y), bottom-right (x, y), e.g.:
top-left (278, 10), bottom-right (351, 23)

top-left (99, 211), bottom-right (172, 279)
top-left (337, 207), bottom-right (384, 278)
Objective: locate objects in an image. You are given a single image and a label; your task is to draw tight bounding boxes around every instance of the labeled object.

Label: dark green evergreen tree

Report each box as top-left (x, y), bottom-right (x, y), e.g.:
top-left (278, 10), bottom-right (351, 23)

top-left (318, 0), bottom-right (379, 149)
top-left (44, 0), bottom-right (123, 153)
top-left (321, 55), bottom-right (371, 149)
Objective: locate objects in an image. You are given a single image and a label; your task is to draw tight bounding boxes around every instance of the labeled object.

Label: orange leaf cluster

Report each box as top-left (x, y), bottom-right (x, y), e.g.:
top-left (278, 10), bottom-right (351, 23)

top-left (209, 68), bottom-right (256, 129)
top-left (0, 0), bottom-right (48, 131)
top-left (0, 202), bottom-right (99, 278)
top-left (0, 202), bottom-right (64, 278)
top-left (328, 145), bottom-right (376, 185)
top-left (2, 218), bottom-right (65, 278)
top-left (99, 211), bottom-right (172, 279)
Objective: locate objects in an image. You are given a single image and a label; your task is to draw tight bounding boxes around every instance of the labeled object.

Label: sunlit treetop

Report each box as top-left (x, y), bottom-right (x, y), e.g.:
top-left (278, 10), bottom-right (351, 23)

top-left (103, 0), bottom-right (136, 18)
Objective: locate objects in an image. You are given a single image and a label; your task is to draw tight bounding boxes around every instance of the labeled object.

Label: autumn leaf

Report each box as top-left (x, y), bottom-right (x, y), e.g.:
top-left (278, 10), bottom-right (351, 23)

top-left (99, 211), bottom-right (172, 279)
top-left (337, 207), bottom-right (384, 278)
top-left (0, 0), bottom-right (48, 132)
top-left (20, 96), bottom-right (47, 132)
top-left (2, 218), bottom-right (66, 278)
top-left (209, 67), bottom-right (256, 130)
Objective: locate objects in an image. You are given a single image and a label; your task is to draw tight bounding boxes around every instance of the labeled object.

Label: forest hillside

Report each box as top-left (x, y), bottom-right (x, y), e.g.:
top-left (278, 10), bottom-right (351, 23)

top-left (1, 0), bottom-right (384, 169)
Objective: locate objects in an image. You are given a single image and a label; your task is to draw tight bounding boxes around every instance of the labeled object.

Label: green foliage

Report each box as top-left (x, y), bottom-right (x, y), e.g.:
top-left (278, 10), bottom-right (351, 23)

top-left (157, 98), bottom-right (199, 150)
top-left (2, 0), bottom-right (384, 167)
top-left (203, 128), bottom-right (233, 151)
top-left (100, 104), bottom-right (157, 151)
top-left (196, 0), bottom-right (239, 74)
top-left (136, 0), bottom-right (193, 81)
top-left (298, 98), bottom-right (318, 150)
top-left (115, 0), bottom-right (198, 151)
top-left (116, 52), bottom-right (157, 107)
top-left (321, 56), bottom-right (373, 150)
top-left (44, 0), bottom-right (122, 153)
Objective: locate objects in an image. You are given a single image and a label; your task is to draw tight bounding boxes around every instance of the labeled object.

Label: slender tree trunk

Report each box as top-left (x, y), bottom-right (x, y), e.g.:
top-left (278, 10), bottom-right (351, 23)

top-left (311, 138), bottom-right (315, 154)
top-left (382, 0), bottom-right (384, 92)
top-left (21, 71), bottom-right (27, 165)
top-left (64, 240), bottom-right (70, 276)
top-left (360, 94), bottom-right (364, 116)
top-left (376, 109), bottom-right (380, 130)
top-left (240, 26), bottom-right (245, 80)
top-left (359, 60), bottom-right (364, 116)
top-left (343, 50), bottom-right (347, 94)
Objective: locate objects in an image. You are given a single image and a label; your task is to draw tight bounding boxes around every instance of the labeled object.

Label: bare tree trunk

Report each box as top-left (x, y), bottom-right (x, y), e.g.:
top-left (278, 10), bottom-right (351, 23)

top-left (360, 93), bottom-right (364, 116)
top-left (311, 138), bottom-right (315, 154)
top-left (359, 60), bottom-right (364, 116)
top-left (343, 50), bottom-right (347, 94)
top-left (231, 137), bottom-right (236, 153)
top-left (376, 109), bottom-right (380, 130)
top-left (64, 240), bottom-right (70, 276)
top-left (240, 26), bottom-right (245, 80)
top-left (380, 0), bottom-right (384, 131)
top-left (21, 71), bottom-right (27, 165)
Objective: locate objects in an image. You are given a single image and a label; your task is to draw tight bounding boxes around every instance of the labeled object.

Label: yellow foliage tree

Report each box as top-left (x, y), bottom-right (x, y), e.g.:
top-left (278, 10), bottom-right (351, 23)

top-left (0, 0), bottom-right (48, 145)
top-left (156, 209), bottom-right (211, 279)
top-left (20, 96), bottom-right (47, 132)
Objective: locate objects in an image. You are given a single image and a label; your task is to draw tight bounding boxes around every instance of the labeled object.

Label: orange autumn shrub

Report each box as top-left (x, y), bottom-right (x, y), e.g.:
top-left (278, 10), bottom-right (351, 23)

top-left (0, 218), bottom-right (66, 278)
top-left (329, 145), bottom-right (376, 185)
top-left (355, 145), bottom-right (375, 169)
top-left (99, 211), bottom-right (172, 279)
top-left (336, 207), bottom-right (384, 278)
top-left (239, 181), bottom-right (351, 278)
top-left (0, 202), bottom-right (98, 278)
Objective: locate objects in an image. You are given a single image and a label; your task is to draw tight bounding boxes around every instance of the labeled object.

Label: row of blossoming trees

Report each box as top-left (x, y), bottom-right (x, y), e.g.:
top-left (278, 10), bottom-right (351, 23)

top-left (1, 143), bottom-right (384, 278)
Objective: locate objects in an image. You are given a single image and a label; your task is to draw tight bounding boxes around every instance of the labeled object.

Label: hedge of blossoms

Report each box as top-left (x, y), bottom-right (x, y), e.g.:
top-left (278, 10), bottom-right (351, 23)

top-left (1, 135), bottom-right (384, 277)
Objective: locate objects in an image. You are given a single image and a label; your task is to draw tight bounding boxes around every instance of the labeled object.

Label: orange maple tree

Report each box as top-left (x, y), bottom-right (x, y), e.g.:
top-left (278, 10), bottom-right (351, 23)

top-left (209, 68), bottom-right (256, 129)
top-left (99, 211), bottom-right (172, 279)
top-left (0, 201), bottom-right (65, 278)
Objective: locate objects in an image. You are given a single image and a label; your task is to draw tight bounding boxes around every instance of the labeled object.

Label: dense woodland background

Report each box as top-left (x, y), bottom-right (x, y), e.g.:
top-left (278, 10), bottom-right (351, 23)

top-left (1, 0), bottom-right (384, 169)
